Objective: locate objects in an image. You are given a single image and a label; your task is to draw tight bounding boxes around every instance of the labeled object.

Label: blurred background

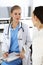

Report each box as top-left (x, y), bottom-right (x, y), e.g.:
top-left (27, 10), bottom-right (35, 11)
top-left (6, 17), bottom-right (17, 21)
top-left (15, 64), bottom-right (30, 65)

top-left (0, 0), bottom-right (43, 64)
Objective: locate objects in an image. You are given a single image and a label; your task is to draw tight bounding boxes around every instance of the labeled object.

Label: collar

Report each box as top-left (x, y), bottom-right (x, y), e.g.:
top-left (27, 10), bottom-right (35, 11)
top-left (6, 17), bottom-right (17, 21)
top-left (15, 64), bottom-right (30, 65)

top-left (18, 22), bottom-right (22, 29)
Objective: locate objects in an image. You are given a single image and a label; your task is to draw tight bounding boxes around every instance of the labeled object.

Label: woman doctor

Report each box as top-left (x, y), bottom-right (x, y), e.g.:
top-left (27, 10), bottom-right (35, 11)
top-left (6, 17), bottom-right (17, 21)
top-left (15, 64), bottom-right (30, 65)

top-left (1, 5), bottom-right (31, 65)
top-left (32, 6), bottom-right (43, 65)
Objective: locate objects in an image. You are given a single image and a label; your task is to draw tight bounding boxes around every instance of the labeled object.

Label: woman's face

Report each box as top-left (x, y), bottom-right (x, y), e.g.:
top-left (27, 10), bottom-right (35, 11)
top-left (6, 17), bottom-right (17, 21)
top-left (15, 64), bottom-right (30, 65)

top-left (11, 9), bottom-right (21, 23)
top-left (32, 13), bottom-right (41, 29)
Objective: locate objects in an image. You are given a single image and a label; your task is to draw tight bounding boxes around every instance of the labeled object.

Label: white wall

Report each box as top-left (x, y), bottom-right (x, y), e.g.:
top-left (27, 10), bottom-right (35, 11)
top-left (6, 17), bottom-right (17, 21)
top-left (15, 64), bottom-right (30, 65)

top-left (0, 0), bottom-right (43, 11)
top-left (0, 0), bottom-right (32, 6)
top-left (0, 0), bottom-right (33, 19)
top-left (33, 0), bottom-right (43, 10)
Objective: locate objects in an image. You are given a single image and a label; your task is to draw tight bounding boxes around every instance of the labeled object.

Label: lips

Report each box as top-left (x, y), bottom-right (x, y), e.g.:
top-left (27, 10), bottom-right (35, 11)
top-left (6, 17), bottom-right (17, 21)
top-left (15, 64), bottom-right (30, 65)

top-left (16, 18), bottom-right (19, 20)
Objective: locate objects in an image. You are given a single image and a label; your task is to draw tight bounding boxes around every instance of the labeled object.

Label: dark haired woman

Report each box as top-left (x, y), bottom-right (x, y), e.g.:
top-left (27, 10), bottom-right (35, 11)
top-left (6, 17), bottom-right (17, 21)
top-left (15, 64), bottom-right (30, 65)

top-left (32, 6), bottom-right (43, 65)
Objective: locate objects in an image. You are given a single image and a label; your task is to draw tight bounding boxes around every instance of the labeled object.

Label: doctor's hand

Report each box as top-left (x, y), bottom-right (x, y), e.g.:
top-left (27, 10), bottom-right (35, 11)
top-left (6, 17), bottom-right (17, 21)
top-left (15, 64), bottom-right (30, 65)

top-left (16, 50), bottom-right (25, 59)
top-left (3, 52), bottom-right (9, 58)
top-left (19, 51), bottom-right (25, 59)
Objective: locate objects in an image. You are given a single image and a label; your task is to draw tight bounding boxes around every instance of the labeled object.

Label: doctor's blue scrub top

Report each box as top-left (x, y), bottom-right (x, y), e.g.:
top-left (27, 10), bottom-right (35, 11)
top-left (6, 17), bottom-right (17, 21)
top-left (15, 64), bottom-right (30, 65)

top-left (1, 25), bottom-right (22, 65)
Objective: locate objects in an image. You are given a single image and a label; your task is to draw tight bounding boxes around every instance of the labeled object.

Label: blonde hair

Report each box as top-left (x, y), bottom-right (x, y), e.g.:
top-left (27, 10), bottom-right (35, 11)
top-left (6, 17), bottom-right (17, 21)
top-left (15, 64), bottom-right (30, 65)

top-left (11, 5), bottom-right (21, 13)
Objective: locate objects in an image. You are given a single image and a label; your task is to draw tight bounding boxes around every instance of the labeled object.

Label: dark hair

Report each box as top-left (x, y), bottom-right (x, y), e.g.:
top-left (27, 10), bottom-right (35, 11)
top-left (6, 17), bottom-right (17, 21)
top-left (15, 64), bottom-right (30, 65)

top-left (33, 6), bottom-right (43, 24)
top-left (10, 5), bottom-right (21, 22)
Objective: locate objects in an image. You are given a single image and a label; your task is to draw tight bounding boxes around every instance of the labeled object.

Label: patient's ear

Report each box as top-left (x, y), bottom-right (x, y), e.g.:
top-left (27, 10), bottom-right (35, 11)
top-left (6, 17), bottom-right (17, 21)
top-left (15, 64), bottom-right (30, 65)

top-left (35, 16), bottom-right (38, 21)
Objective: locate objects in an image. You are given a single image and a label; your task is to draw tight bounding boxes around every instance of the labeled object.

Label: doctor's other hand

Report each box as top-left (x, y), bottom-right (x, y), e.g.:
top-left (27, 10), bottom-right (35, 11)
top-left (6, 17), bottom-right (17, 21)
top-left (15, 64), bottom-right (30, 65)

top-left (19, 51), bottom-right (25, 59)
top-left (3, 52), bottom-right (9, 58)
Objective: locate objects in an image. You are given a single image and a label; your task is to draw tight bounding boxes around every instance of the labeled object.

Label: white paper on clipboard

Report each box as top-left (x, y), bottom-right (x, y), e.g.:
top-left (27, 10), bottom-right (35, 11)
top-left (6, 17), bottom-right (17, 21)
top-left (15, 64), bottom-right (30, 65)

top-left (0, 52), bottom-right (20, 62)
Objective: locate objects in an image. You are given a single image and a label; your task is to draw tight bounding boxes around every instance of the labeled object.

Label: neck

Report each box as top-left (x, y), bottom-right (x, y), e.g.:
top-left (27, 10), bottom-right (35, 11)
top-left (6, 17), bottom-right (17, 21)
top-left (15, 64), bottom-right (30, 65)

top-left (11, 21), bottom-right (19, 28)
top-left (38, 24), bottom-right (43, 30)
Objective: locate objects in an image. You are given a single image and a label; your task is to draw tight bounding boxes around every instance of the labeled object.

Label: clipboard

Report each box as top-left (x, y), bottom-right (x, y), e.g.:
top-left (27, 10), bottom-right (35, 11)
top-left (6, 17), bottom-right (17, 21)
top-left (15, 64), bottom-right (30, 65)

top-left (0, 52), bottom-right (20, 62)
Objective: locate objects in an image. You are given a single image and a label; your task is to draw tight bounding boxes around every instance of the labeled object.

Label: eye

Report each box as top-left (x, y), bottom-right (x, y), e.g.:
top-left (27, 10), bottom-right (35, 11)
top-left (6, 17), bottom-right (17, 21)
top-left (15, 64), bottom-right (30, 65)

top-left (14, 13), bottom-right (21, 15)
top-left (19, 13), bottom-right (21, 15)
top-left (15, 13), bottom-right (17, 15)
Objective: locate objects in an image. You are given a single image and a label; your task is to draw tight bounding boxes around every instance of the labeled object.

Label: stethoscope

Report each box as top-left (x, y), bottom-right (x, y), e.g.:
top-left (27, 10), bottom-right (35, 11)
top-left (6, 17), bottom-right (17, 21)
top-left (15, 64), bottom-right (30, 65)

top-left (18, 22), bottom-right (24, 32)
top-left (6, 22), bottom-right (24, 38)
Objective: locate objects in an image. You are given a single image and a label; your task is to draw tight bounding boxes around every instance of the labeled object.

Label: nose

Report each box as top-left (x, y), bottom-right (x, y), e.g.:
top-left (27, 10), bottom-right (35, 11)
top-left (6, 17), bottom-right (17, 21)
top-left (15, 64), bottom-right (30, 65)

top-left (17, 14), bottom-right (21, 18)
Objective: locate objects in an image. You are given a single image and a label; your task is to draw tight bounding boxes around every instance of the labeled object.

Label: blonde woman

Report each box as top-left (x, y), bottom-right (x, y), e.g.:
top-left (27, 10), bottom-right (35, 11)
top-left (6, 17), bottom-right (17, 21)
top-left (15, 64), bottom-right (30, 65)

top-left (1, 5), bottom-right (31, 65)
